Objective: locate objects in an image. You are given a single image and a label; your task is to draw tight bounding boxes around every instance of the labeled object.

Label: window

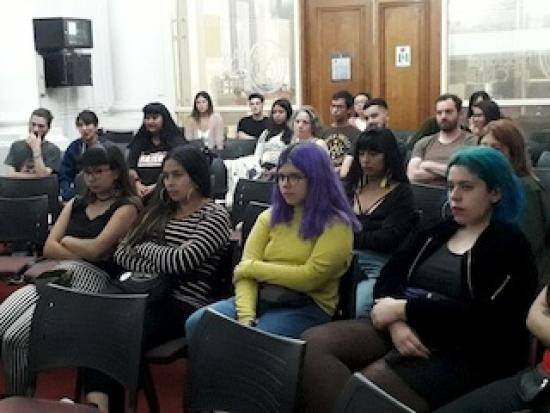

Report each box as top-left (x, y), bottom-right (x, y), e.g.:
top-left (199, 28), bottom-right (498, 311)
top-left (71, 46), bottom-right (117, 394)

top-left (175, 0), bottom-right (298, 112)
top-left (445, 0), bottom-right (550, 107)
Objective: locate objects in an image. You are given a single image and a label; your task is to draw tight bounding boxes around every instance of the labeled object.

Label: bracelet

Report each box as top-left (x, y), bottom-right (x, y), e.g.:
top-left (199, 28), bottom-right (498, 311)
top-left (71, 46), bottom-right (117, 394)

top-left (33, 153), bottom-right (42, 159)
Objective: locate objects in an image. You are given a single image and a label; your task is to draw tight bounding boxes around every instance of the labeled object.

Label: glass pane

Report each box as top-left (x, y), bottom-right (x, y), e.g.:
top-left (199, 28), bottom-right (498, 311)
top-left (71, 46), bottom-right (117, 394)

top-left (447, 0), bottom-right (550, 100)
top-left (181, 0), bottom-right (296, 107)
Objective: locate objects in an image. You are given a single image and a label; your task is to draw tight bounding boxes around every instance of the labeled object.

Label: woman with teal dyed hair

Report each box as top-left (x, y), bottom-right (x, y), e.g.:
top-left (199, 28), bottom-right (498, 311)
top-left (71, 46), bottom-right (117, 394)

top-left (301, 146), bottom-right (538, 413)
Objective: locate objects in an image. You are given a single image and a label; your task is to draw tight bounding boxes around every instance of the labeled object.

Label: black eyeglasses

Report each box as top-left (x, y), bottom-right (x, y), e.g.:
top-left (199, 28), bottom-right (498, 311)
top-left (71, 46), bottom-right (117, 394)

top-left (275, 173), bottom-right (306, 185)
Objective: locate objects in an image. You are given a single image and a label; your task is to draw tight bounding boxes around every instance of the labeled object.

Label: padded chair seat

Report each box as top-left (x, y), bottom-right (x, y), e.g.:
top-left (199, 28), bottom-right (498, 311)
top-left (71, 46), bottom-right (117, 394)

top-left (0, 256), bottom-right (35, 277)
top-left (144, 337), bottom-right (187, 361)
top-left (0, 396), bottom-right (98, 412)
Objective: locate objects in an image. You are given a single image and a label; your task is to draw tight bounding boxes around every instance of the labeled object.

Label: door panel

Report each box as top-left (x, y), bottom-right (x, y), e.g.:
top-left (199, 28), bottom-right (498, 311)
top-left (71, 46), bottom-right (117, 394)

top-left (302, 0), bottom-right (370, 125)
top-left (302, 0), bottom-right (440, 131)
top-left (379, 2), bottom-right (426, 130)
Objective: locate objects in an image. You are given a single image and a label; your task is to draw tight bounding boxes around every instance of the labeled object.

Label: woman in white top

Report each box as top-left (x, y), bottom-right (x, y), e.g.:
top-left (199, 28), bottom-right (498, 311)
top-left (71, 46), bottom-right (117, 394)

top-left (348, 92), bottom-right (371, 132)
top-left (186, 91), bottom-right (225, 151)
top-left (292, 106), bottom-right (329, 152)
top-left (254, 98), bottom-right (293, 172)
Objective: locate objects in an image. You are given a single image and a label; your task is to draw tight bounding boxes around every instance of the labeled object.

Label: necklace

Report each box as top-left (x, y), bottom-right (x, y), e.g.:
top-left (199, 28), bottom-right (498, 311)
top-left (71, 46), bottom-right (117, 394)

top-left (96, 193), bottom-right (115, 201)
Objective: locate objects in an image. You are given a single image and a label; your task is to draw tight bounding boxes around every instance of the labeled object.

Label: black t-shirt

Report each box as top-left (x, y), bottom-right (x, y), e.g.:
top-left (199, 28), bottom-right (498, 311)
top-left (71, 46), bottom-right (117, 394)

top-left (237, 116), bottom-right (268, 139)
top-left (128, 137), bottom-right (179, 185)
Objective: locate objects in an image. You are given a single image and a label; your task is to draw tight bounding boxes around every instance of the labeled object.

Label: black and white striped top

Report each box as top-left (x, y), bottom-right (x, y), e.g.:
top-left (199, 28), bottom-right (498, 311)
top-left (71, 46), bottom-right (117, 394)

top-left (113, 201), bottom-right (231, 308)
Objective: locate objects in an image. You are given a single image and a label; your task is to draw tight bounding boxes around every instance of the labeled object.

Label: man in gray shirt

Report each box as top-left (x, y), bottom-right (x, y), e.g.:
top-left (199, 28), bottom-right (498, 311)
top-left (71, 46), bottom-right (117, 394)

top-left (4, 107), bottom-right (61, 177)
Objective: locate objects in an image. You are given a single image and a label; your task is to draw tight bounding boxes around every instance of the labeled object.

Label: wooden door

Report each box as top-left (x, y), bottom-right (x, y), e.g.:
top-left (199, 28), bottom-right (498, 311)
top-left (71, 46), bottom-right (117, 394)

top-left (301, 0), bottom-right (371, 125)
top-left (301, 0), bottom-right (440, 131)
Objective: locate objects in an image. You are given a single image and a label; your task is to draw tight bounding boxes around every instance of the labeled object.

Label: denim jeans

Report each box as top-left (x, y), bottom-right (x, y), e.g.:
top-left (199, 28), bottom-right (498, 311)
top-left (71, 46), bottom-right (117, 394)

top-left (185, 296), bottom-right (331, 339)
top-left (355, 249), bottom-right (390, 318)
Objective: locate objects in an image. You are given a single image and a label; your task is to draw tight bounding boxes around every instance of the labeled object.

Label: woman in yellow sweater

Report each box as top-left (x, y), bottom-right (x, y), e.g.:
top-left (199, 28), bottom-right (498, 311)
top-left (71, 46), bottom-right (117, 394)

top-left (186, 143), bottom-right (359, 338)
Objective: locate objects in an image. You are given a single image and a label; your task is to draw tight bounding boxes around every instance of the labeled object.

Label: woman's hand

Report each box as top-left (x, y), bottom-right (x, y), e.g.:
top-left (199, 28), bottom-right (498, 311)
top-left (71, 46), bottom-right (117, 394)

top-left (371, 297), bottom-right (407, 329)
top-left (388, 321), bottom-right (430, 359)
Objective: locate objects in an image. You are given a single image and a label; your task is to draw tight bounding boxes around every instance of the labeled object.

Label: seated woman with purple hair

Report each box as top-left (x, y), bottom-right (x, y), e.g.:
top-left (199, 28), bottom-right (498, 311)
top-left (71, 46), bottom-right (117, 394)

top-left (185, 143), bottom-right (360, 338)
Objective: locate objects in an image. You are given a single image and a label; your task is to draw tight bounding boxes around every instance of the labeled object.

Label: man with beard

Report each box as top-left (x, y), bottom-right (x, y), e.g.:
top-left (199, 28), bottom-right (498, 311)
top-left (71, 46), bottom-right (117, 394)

top-left (407, 94), bottom-right (475, 185)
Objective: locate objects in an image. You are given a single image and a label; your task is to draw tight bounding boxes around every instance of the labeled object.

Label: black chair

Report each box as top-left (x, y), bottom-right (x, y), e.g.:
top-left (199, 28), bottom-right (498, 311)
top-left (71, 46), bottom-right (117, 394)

top-left (232, 178), bottom-right (274, 226)
top-left (102, 132), bottom-right (133, 161)
top-left (210, 156), bottom-right (228, 200)
top-left (538, 152), bottom-right (550, 168)
top-left (333, 252), bottom-right (361, 320)
top-left (333, 372), bottom-right (415, 413)
top-left (0, 194), bottom-right (49, 257)
top-left (410, 183), bottom-right (448, 230)
top-left (0, 175), bottom-right (61, 223)
top-left (535, 168), bottom-right (550, 190)
top-left (217, 138), bottom-right (257, 160)
top-left (186, 308), bottom-right (306, 413)
top-left (242, 201), bottom-right (270, 243)
top-left (27, 284), bottom-right (147, 413)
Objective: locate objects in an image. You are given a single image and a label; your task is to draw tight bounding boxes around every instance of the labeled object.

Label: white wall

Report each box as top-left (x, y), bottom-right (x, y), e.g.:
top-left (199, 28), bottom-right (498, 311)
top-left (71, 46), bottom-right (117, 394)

top-left (0, 0), bottom-right (177, 167)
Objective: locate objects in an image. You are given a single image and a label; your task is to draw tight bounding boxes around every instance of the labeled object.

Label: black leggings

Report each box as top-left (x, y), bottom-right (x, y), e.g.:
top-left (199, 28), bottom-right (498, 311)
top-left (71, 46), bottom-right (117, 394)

top-left (301, 319), bottom-right (430, 413)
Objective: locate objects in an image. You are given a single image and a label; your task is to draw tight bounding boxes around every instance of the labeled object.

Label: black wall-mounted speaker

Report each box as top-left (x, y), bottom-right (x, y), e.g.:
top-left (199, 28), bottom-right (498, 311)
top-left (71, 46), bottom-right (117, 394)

top-left (33, 18), bottom-right (93, 52)
top-left (43, 51), bottom-right (92, 87)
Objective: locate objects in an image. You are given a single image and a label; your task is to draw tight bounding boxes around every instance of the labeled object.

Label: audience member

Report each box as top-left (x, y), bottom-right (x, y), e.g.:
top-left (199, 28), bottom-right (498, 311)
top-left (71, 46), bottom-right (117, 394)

top-left (435, 285), bottom-right (550, 412)
top-left (469, 99), bottom-right (502, 139)
top-left (348, 92), bottom-right (371, 131)
top-left (481, 118), bottom-right (550, 278)
top-left (363, 98), bottom-right (407, 162)
top-left (186, 91), bottom-right (225, 151)
top-left (408, 91), bottom-right (490, 150)
top-left (237, 92), bottom-right (268, 140)
top-left (344, 128), bottom-right (417, 317)
top-left (302, 146), bottom-right (537, 413)
top-left (292, 106), bottom-right (328, 151)
top-left (322, 91), bottom-right (360, 177)
top-left (86, 146), bottom-right (231, 411)
top-left (127, 102), bottom-right (185, 198)
top-left (253, 98), bottom-right (293, 174)
top-left (466, 90), bottom-right (491, 120)
top-left (407, 94), bottom-right (475, 185)
top-left (58, 110), bottom-right (105, 201)
top-left (0, 144), bottom-right (140, 399)
top-left (185, 143), bottom-right (359, 339)
top-left (4, 107), bottom-right (61, 177)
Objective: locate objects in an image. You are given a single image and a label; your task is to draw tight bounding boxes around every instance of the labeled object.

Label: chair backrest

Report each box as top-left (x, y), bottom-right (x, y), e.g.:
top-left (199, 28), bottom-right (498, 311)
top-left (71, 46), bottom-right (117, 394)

top-left (333, 372), bottom-right (415, 413)
top-left (218, 138), bottom-right (257, 160)
top-left (28, 284), bottom-right (147, 399)
top-left (538, 151), bottom-right (550, 168)
top-left (242, 201), bottom-right (270, 243)
top-left (0, 195), bottom-right (49, 253)
top-left (232, 178), bottom-right (274, 226)
top-left (187, 308), bottom-right (306, 413)
top-left (410, 183), bottom-right (448, 230)
top-left (333, 253), bottom-right (360, 320)
top-left (0, 175), bottom-right (61, 223)
top-left (535, 168), bottom-right (550, 191)
top-left (210, 156), bottom-right (228, 200)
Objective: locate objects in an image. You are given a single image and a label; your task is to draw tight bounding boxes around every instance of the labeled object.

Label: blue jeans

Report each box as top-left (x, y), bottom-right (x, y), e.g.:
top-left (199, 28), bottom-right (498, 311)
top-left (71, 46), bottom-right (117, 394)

top-left (355, 249), bottom-right (390, 318)
top-left (185, 297), bottom-right (331, 339)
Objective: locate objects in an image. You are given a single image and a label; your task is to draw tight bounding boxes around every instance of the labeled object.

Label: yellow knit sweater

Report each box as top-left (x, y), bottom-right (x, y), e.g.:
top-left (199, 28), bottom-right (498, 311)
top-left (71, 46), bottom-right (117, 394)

top-left (233, 207), bottom-right (353, 324)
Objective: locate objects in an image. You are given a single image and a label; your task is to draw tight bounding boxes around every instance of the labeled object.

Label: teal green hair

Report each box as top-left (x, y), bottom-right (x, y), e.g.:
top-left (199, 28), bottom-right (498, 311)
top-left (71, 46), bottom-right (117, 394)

top-left (447, 146), bottom-right (525, 223)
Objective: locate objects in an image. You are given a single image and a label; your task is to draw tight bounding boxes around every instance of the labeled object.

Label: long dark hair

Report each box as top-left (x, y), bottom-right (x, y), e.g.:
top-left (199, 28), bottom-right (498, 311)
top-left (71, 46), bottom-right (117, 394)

top-left (124, 146), bottom-right (211, 246)
top-left (80, 143), bottom-right (139, 201)
top-left (191, 91), bottom-right (214, 122)
top-left (345, 128), bottom-right (408, 197)
top-left (467, 90), bottom-right (490, 118)
top-left (129, 102), bottom-right (184, 153)
top-left (266, 98), bottom-right (293, 145)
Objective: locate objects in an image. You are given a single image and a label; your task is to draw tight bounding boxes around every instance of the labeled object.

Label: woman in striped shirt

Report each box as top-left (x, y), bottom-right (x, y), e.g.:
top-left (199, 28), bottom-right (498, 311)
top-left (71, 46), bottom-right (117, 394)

top-left (86, 146), bottom-right (231, 412)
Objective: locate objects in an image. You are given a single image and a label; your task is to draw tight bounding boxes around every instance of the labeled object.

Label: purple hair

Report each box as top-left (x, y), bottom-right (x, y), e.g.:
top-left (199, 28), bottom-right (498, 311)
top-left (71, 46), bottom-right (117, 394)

top-left (271, 143), bottom-right (360, 239)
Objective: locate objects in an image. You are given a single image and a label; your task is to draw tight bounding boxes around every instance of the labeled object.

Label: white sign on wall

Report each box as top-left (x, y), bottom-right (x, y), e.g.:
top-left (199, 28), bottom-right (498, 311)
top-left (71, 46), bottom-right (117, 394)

top-left (396, 45), bottom-right (411, 68)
